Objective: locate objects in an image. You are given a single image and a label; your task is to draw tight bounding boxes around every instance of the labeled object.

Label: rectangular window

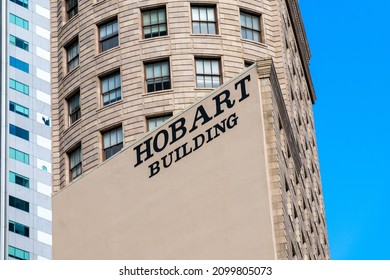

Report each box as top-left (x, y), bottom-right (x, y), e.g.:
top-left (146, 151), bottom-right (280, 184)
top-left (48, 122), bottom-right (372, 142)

top-left (142, 7), bottom-right (167, 39)
top-left (10, 0), bottom-right (28, 8)
top-left (9, 196), bottom-right (29, 212)
top-left (66, 40), bottom-right (79, 72)
top-left (69, 145), bottom-right (82, 181)
top-left (145, 60), bottom-right (171, 92)
top-left (195, 58), bottom-right (221, 88)
top-left (67, 91), bottom-right (81, 124)
top-left (9, 101), bottom-right (29, 118)
top-left (147, 114), bottom-right (172, 131)
top-left (9, 124), bottom-right (29, 141)
top-left (101, 72), bottom-right (121, 105)
top-left (99, 19), bottom-right (119, 52)
top-left (10, 35), bottom-right (29, 51)
top-left (10, 79), bottom-right (29, 95)
top-left (66, 0), bottom-right (78, 20)
top-left (10, 56), bottom-right (29, 73)
top-left (9, 13), bottom-right (29, 30)
top-left (9, 221), bottom-right (29, 237)
top-left (9, 147), bottom-right (29, 164)
top-left (10, 0), bottom-right (28, 9)
top-left (191, 6), bottom-right (217, 34)
top-left (240, 11), bottom-right (261, 42)
top-left (103, 127), bottom-right (123, 160)
top-left (9, 171), bottom-right (29, 188)
top-left (8, 245), bottom-right (29, 260)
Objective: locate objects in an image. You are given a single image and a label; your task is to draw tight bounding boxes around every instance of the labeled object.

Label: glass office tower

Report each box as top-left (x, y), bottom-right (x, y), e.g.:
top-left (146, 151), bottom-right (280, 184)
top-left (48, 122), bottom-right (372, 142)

top-left (0, 0), bottom-right (51, 260)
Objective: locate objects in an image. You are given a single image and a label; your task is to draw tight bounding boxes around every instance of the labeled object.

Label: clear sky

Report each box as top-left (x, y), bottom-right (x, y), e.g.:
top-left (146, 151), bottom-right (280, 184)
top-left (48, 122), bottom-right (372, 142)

top-left (299, 0), bottom-right (390, 259)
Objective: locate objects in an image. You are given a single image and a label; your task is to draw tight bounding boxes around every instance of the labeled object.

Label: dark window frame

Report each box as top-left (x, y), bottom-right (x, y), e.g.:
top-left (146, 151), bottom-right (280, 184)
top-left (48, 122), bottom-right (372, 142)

top-left (142, 7), bottom-right (168, 39)
top-left (67, 90), bottom-right (81, 125)
top-left (144, 59), bottom-right (171, 93)
top-left (100, 71), bottom-right (122, 106)
top-left (66, 39), bottom-right (79, 72)
top-left (102, 126), bottom-right (123, 160)
top-left (66, 0), bottom-right (78, 20)
top-left (68, 145), bottom-right (82, 181)
top-left (191, 5), bottom-right (217, 35)
top-left (240, 11), bottom-right (262, 42)
top-left (195, 58), bottom-right (222, 88)
top-left (99, 19), bottom-right (119, 52)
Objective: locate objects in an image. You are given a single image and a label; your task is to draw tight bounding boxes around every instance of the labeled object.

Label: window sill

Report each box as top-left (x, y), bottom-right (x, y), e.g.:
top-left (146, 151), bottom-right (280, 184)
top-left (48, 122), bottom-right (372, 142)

top-left (190, 33), bottom-right (222, 38)
top-left (61, 65), bottom-right (80, 83)
top-left (96, 99), bottom-right (123, 113)
top-left (241, 38), bottom-right (267, 48)
top-left (63, 118), bottom-right (82, 137)
top-left (61, 13), bottom-right (79, 31)
top-left (139, 35), bottom-right (170, 43)
top-left (141, 89), bottom-right (173, 97)
top-left (95, 45), bottom-right (120, 59)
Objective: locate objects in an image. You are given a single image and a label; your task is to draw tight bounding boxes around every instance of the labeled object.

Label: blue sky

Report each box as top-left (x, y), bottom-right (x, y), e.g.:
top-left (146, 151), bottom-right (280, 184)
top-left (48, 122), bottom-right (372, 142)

top-left (299, 1), bottom-right (390, 259)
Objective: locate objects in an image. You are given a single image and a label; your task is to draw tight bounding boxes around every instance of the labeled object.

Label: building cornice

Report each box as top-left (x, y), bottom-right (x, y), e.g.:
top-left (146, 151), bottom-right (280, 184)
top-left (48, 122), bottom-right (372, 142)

top-left (286, 0), bottom-right (317, 103)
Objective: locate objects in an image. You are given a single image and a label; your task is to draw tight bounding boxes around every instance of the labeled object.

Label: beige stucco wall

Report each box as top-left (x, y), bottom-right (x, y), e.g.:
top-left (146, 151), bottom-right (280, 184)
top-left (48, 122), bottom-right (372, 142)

top-left (53, 66), bottom-right (278, 259)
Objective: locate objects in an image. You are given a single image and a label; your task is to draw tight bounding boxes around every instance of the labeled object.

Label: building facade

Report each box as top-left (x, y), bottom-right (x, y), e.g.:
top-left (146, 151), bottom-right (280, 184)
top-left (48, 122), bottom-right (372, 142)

top-left (0, 0), bottom-right (52, 260)
top-left (51, 0), bottom-right (329, 259)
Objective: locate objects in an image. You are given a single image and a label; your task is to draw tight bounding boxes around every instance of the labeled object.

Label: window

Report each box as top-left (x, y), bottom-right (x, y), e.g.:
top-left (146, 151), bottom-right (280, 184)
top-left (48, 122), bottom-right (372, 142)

top-left (66, 0), bottom-right (78, 20)
top-left (145, 60), bottom-right (170, 92)
top-left (191, 6), bottom-right (217, 34)
top-left (9, 221), bottom-right (29, 237)
top-left (195, 58), bottom-right (221, 88)
top-left (240, 11), bottom-right (261, 42)
top-left (244, 61), bottom-right (254, 68)
top-left (101, 72), bottom-right (121, 105)
top-left (9, 196), bottom-right (29, 212)
top-left (147, 114), bottom-right (172, 131)
top-left (102, 127), bottom-right (123, 160)
top-left (9, 124), bottom-right (29, 141)
top-left (10, 79), bottom-right (29, 95)
top-left (10, 101), bottom-right (29, 118)
top-left (99, 19), bottom-right (119, 52)
top-left (66, 40), bottom-right (79, 72)
top-left (67, 91), bottom-right (81, 124)
top-left (10, 56), bottom-right (29, 73)
top-left (10, 35), bottom-right (29, 51)
top-left (69, 145), bottom-right (82, 181)
top-left (142, 7), bottom-right (167, 39)
top-left (10, 13), bottom-right (29, 30)
top-left (9, 147), bottom-right (29, 164)
top-left (9, 171), bottom-right (29, 188)
top-left (8, 245), bottom-right (29, 260)
top-left (10, 0), bottom-right (28, 8)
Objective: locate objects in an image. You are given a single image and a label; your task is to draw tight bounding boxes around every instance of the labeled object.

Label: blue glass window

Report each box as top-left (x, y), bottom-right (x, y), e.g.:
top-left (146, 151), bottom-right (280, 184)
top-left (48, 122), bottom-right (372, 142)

top-left (10, 79), bottom-right (29, 95)
top-left (10, 56), bottom-right (29, 73)
top-left (9, 196), bottom-right (29, 212)
top-left (8, 245), bottom-right (30, 260)
top-left (9, 101), bottom-right (29, 118)
top-left (9, 171), bottom-right (29, 188)
top-left (9, 13), bottom-right (29, 30)
top-left (9, 124), bottom-right (29, 141)
top-left (9, 221), bottom-right (29, 237)
top-left (10, 0), bottom-right (28, 9)
top-left (9, 147), bottom-right (29, 164)
top-left (10, 35), bottom-right (29, 51)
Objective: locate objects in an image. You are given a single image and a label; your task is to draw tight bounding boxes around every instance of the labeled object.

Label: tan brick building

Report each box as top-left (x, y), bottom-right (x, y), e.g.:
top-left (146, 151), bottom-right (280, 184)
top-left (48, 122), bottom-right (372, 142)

top-left (51, 0), bottom-right (329, 259)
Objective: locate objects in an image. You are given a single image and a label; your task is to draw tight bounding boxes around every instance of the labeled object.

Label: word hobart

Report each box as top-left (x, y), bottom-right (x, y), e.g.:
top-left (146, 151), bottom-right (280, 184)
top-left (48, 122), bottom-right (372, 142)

top-left (133, 74), bottom-right (252, 177)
